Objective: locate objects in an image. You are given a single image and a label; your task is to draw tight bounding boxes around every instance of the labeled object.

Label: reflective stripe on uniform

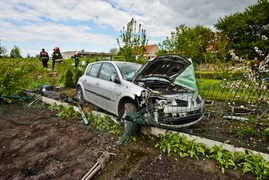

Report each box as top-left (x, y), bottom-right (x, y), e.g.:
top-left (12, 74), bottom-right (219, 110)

top-left (41, 57), bottom-right (49, 60)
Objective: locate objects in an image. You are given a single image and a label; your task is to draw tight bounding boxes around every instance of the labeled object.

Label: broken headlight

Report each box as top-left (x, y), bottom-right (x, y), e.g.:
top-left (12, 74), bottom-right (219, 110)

top-left (141, 90), bottom-right (149, 98)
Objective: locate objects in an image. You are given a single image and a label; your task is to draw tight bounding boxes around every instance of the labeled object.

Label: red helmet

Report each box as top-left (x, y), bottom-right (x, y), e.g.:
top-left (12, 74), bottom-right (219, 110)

top-left (55, 47), bottom-right (60, 50)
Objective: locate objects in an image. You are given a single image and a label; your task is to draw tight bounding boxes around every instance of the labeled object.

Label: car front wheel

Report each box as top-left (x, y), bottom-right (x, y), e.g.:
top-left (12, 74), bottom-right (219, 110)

top-left (123, 103), bottom-right (139, 133)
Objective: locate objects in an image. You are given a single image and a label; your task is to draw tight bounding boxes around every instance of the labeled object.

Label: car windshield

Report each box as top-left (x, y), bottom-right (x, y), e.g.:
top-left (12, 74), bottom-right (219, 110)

top-left (116, 63), bottom-right (142, 80)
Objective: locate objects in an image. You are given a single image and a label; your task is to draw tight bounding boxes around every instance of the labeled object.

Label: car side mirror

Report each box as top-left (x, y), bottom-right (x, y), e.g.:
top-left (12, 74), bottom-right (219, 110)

top-left (110, 75), bottom-right (121, 84)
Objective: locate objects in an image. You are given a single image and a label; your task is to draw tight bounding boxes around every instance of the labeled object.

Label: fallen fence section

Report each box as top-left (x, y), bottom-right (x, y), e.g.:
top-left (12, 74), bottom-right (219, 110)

top-left (41, 96), bottom-right (119, 124)
top-left (39, 96), bottom-right (269, 162)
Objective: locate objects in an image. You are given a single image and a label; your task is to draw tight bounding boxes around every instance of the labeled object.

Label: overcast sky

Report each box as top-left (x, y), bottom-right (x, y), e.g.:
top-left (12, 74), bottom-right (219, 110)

top-left (0, 0), bottom-right (256, 57)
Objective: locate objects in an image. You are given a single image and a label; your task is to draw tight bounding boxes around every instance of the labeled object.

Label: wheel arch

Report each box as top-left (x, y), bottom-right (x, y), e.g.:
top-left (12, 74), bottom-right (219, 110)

top-left (118, 96), bottom-right (140, 118)
top-left (76, 84), bottom-right (85, 101)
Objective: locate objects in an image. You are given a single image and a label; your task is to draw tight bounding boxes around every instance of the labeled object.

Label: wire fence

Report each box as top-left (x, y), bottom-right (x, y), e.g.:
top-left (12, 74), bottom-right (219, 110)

top-left (1, 70), bottom-right (268, 153)
top-left (191, 70), bottom-right (269, 153)
top-left (120, 70), bottom-right (269, 153)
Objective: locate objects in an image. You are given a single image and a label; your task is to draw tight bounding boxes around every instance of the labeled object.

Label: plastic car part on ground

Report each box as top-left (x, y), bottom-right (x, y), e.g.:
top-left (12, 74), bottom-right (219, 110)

top-left (39, 85), bottom-right (61, 99)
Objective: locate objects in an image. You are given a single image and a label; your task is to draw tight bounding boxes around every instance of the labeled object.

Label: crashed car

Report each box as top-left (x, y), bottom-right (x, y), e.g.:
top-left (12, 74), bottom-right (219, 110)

top-left (76, 54), bottom-right (205, 130)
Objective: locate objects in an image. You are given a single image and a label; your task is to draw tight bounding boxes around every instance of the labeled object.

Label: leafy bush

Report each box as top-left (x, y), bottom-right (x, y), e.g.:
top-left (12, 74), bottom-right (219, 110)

top-left (48, 102), bottom-right (61, 111)
top-left (88, 115), bottom-right (123, 136)
top-left (0, 58), bottom-right (28, 97)
top-left (56, 106), bottom-right (80, 118)
top-left (155, 133), bottom-right (269, 179)
top-left (64, 67), bottom-right (74, 88)
top-left (155, 133), bottom-right (207, 159)
top-left (195, 71), bottom-right (245, 79)
top-left (239, 149), bottom-right (269, 179)
top-left (74, 69), bottom-right (83, 85)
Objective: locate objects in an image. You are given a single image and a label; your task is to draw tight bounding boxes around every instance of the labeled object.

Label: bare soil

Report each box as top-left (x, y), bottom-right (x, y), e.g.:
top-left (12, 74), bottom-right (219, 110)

top-left (0, 102), bottom-right (256, 180)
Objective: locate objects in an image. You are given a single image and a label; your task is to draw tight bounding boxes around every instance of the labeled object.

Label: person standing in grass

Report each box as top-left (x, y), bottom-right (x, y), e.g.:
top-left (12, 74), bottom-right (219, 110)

top-left (52, 47), bottom-right (62, 70)
top-left (39, 48), bottom-right (49, 68)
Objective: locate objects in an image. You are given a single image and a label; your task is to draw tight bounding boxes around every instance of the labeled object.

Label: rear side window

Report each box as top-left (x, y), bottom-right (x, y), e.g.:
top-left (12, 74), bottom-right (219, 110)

top-left (86, 65), bottom-right (92, 76)
top-left (89, 63), bottom-right (101, 77)
top-left (99, 63), bottom-right (117, 81)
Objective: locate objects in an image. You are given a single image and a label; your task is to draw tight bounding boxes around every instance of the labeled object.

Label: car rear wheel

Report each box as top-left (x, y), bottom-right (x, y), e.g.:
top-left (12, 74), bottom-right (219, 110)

top-left (123, 103), bottom-right (139, 133)
top-left (76, 86), bottom-right (84, 102)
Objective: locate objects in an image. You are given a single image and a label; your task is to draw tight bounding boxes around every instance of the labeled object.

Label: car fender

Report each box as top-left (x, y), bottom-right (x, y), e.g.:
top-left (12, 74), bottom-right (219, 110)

top-left (115, 80), bottom-right (146, 117)
top-left (119, 80), bottom-right (146, 100)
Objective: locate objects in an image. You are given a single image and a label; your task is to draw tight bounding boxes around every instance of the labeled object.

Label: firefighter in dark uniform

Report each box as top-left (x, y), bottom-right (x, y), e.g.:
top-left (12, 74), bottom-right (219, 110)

top-left (39, 48), bottom-right (49, 68)
top-left (52, 47), bottom-right (62, 70)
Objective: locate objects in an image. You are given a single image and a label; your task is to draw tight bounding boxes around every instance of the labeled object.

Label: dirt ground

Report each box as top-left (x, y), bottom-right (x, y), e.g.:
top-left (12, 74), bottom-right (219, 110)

top-left (0, 102), bottom-right (257, 180)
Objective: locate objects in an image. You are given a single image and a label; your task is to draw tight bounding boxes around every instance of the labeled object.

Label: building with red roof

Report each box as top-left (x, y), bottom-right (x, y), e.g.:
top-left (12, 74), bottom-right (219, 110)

top-left (143, 44), bottom-right (159, 59)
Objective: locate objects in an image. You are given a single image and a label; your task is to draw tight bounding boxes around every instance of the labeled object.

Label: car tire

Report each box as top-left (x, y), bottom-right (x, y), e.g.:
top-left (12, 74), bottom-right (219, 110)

top-left (76, 86), bottom-right (84, 102)
top-left (123, 103), bottom-right (139, 133)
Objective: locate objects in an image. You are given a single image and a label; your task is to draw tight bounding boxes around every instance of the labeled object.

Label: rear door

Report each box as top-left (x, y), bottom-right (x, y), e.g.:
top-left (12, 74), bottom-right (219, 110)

top-left (82, 63), bottom-right (101, 104)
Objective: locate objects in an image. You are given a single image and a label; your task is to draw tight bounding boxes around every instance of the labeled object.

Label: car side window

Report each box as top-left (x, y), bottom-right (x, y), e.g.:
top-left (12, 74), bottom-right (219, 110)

top-left (85, 65), bottom-right (92, 76)
top-left (89, 63), bottom-right (101, 77)
top-left (99, 63), bottom-right (117, 81)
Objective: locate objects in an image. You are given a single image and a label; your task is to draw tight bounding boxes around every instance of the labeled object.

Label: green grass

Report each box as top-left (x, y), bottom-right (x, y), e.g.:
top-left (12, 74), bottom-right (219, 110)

top-left (197, 79), bottom-right (222, 89)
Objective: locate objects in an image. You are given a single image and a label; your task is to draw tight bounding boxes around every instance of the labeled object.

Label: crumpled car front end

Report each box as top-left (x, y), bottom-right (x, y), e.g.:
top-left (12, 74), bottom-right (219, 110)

top-left (131, 54), bottom-right (205, 129)
top-left (139, 87), bottom-right (205, 129)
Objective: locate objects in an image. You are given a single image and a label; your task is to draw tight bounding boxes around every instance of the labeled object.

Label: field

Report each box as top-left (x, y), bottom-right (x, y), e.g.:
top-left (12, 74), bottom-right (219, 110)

top-left (0, 57), bottom-right (268, 179)
top-left (0, 101), bottom-right (256, 180)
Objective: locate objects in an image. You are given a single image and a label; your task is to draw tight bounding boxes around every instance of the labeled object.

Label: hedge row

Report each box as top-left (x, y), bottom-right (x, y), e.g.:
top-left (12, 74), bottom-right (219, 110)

top-left (194, 71), bottom-right (245, 80)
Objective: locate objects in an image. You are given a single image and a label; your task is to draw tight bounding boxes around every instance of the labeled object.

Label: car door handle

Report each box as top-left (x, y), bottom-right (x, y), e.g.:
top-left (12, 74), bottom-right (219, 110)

top-left (83, 79), bottom-right (87, 82)
top-left (95, 82), bottom-right (99, 86)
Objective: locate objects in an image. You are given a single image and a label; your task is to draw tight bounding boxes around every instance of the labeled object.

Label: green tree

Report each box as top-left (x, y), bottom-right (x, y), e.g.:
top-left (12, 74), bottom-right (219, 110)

top-left (109, 48), bottom-right (118, 55)
top-left (10, 45), bottom-right (22, 58)
top-left (0, 40), bottom-right (7, 56)
top-left (157, 24), bottom-right (213, 64)
top-left (214, 0), bottom-right (269, 58)
top-left (157, 36), bottom-right (175, 55)
top-left (117, 18), bottom-right (148, 62)
top-left (205, 33), bottom-right (234, 79)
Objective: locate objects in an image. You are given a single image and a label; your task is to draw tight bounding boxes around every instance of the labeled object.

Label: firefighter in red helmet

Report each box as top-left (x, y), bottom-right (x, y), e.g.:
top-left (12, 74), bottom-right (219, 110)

top-left (52, 47), bottom-right (62, 70)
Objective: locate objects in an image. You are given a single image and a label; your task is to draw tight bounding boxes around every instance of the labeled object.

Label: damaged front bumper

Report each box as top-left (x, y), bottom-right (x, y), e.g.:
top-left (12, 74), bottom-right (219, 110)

top-left (142, 97), bottom-right (206, 129)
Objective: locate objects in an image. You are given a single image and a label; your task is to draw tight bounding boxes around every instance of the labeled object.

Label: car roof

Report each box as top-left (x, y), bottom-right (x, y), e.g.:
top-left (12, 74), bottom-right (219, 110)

top-left (90, 61), bottom-right (138, 65)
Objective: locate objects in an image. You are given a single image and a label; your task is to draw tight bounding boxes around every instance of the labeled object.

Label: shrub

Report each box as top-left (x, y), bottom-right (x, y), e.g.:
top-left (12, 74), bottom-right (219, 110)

top-left (0, 58), bottom-right (26, 97)
top-left (74, 69), bottom-right (83, 85)
top-left (195, 71), bottom-right (245, 80)
top-left (64, 67), bottom-right (74, 88)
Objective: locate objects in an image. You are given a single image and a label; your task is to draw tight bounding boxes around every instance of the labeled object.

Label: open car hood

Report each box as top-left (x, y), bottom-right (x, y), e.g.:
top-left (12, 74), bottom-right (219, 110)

top-left (132, 54), bottom-right (191, 83)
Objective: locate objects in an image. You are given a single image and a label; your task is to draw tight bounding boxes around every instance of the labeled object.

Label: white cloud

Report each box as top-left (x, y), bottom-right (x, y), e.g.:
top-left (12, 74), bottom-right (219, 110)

top-left (0, 0), bottom-right (257, 57)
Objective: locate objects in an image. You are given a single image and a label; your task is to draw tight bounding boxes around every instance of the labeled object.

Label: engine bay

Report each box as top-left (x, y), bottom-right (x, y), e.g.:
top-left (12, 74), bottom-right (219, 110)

top-left (136, 79), bottom-right (194, 95)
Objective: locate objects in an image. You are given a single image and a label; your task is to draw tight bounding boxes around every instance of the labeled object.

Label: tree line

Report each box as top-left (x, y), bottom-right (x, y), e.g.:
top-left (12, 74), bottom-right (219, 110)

top-left (0, 41), bottom-right (22, 58)
top-left (117, 0), bottom-right (269, 64)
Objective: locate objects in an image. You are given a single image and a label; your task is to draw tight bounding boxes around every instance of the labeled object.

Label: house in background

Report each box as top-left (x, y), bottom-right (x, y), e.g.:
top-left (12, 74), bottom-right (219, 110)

top-left (62, 51), bottom-right (110, 60)
top-left (62, 45), bottom-right (159, 60)
top-left (62, 51), bottom-right (77, 59)
top-left (143, 44), bottom-right (159, 59)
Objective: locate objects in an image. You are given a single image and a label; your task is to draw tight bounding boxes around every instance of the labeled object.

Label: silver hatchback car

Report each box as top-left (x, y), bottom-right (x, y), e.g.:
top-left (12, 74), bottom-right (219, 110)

top-left (76, 54), bottom-right (205, 130)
